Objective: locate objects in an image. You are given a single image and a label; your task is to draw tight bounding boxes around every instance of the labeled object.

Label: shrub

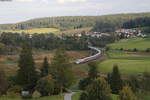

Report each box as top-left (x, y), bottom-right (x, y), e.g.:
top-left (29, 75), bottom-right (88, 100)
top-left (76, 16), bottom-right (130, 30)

top-left (7, 85), bottom-right (23, 94)
top-left (119, 85), bottom-right (137, 100)
top-left (145, 48), bottom-right (150, 52)
top-left (36, 75), bottom-right (55, 96)
top-left (7, 91), bottom-right (20, 98)
top-left (32, 90), bottom-right (41, 98)
top-left (133, 48), bottom-right (138, 52)
top-left (120, 48), bottom-right (123, 51)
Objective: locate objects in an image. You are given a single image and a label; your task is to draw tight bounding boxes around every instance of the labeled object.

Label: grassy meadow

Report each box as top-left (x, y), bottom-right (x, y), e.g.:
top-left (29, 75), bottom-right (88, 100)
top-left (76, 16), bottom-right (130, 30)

top-left (107, 38), bottom-right (150, 51)
top-left (98, 51), bottom-right (150, 74)
top-left (60, 27), bottom-right (92, 34)
top-left (0, 50), bottom-right (90, 77)
top-left (0, 28), bottom-right (60, 34)
top-left (0, 94), bottom-right (64, 100)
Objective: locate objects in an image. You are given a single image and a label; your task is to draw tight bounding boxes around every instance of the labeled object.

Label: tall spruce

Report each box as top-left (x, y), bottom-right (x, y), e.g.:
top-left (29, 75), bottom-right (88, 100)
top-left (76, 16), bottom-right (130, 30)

top-left (16, 44), bottom-right (38, 91)
top-left (88, 62), bottom-right (98, 80)
top-left (50, 48), bottom-right (74, 93)
top-left (86, 78), bottom-right (112, 100)
top-left (41, 57), bottom-right (49, 77)
top-left (79, 62), bottom-right (98, 90)
top-left (109, 65), bottom-right (123, 94)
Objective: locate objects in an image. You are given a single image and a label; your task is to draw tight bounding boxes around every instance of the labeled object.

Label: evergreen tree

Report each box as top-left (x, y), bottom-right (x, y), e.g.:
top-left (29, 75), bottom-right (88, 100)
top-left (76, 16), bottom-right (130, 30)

top-left (41, 57), bottom-right (49, 77)
top-left (88, 62), bottom-right (98, 80)
top-left (79, 62), bottom-right (98, 90)
top-left (86, 78), bottom-right (112, 100)
top-left (0, 69), bottom-right (8, 95)
top-left (109, 65), bottom-right (123, 94)
top-left (119, 85), bottom-right (137, 100)
top-left (79, 92), bottom-right (88, 100)
top-left (50, 48), bottom-right (74, 93)
top-left (16, 44), bottom-right (38, 91)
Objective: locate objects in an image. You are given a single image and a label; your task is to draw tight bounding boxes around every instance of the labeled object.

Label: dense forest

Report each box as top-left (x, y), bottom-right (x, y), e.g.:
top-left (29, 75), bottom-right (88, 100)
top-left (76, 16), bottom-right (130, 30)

top-left (0, 12), bottom-right (150, 31)
top-left (122, 17), bottom-right (150, 33)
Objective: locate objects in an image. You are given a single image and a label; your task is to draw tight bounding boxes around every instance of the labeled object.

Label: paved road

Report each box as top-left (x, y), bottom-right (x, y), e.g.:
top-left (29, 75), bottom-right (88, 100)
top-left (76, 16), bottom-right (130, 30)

top-left (64, 92), bottom-right (75, 100)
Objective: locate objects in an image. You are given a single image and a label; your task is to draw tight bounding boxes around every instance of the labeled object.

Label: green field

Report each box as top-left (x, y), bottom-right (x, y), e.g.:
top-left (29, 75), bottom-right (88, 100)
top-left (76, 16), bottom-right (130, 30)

top-left (108, 38), bottom-right (150, 51)
top-left (72, 92), bottom-right (118, 100)
top-left (0, 94), bottom-right (63, 100)
top-left (98, 51), bottom-right (150, 74)
top-left (0, 28), bottom-right (59, 34)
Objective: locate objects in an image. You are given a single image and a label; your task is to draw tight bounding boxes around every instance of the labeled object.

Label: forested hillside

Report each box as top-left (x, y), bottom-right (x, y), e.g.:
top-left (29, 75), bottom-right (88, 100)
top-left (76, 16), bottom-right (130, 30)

top-left (0, 12), bottom-right (150, 30)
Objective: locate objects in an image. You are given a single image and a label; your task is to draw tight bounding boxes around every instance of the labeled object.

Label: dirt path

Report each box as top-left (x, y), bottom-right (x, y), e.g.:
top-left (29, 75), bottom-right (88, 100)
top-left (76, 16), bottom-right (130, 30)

top-left (64, 92), bottom-right (75, 100)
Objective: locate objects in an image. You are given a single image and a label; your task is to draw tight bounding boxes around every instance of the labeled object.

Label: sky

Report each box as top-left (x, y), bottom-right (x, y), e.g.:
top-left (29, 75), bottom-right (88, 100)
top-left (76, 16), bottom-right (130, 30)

top-left (0, 0), bottom-right (150, 24)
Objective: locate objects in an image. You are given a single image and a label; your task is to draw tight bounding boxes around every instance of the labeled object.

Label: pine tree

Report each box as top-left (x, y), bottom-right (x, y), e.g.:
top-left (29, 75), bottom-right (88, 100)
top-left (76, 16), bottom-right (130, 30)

top-left (110, 65), bottom-right (123, 94)
top-left (86, 78), bottom-right (112, 100)
top-left (41, 57), bottom-right (49, 77)
top-left (50, 48), bottom-right (74, 93)
top-left (16, 44), bottom-right (38, 91)
top-left (119, 85), bottom-right (137, 100)
top-left (79, 62), bottom-right (98, 90)
top-left (88, 62), bottom-right (98, 80)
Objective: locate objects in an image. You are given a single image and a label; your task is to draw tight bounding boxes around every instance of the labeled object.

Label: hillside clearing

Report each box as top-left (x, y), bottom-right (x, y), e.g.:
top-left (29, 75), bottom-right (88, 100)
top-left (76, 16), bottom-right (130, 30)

top-left (0, 28), bottom-right (59, 34)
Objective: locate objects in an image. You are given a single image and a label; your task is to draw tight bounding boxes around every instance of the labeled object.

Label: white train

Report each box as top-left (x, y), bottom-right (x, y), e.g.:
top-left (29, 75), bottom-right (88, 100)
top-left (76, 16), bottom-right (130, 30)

top-left (75, 46), bottom-right (102, 64)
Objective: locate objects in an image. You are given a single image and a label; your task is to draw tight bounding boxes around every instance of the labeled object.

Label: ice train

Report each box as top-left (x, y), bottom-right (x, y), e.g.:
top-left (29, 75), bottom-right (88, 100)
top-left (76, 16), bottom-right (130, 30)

top-left (75, 46), bottom-right (102, 64)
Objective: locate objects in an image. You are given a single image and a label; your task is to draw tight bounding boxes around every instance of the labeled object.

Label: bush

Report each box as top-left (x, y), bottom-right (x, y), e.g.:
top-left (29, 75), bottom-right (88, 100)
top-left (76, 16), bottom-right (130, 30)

top-left (120, 48), bottom-right (123, 51)
top-left (7, 91), bottom-right (20, 98)
top-left (7, 85), bottom-right (23, 94)
top-left (79, 78), bottom-right (91, 90)
top-left (105, 46), bottom-right (110, 51)
top-left (36, 75), bottom-right (55, 96)
top-left (145, 48), bottom-right (150, 52)
top-left (133, 48), bottom-right (138, 52)
top-left (32, 90), bottom-right (41, 98)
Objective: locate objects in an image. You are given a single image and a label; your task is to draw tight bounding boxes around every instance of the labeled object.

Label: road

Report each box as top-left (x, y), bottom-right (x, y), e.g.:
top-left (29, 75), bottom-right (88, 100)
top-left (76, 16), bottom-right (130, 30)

top-left (64, 92), bottom-right (75, 100)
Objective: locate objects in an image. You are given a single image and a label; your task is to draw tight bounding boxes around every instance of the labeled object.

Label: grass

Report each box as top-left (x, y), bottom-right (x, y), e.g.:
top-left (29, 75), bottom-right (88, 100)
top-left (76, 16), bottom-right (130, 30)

top-left (108, 37), bottom-right (150, 51)
top-left (98, 50), bottom-right (150, 75)
top-left (0, 94), bottom-right (64, 100)
top-left (60, 27), bottom-right (92, 34)
top-left (72, 92), bottom-right (82, 100)
top-left (99, 59), bottom-right (150, 74)
top-left (0, 28), bottom-right (59, 34)
top-left (144, 95), bottom-right (150, 100)
top-left (72, 92), bottom-right (118, 100)
top-left (0, 50), bottom-right (89, 77)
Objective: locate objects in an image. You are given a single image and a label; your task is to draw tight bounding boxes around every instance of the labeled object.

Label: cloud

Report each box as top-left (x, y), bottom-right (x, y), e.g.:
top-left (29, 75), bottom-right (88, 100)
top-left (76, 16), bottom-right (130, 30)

top-left (15, 0), bottom-right (34, 2)
top-left (57, 0), bottom-right (87, 3)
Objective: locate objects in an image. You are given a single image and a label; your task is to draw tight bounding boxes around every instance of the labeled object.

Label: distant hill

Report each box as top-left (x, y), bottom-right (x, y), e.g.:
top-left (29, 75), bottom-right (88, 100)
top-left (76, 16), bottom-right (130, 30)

top-left (0, 12), bottom-right (150, 31)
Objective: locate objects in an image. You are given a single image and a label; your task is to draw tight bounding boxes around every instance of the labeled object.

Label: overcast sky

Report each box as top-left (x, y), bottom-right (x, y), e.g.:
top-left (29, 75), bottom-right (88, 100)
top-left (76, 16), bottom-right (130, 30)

top-left (0, 0), bottom-right (150, 24)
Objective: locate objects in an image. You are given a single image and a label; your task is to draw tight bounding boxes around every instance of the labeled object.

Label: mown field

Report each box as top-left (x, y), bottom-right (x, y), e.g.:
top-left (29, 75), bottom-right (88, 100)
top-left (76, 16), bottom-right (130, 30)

top-left (98, 51), bottom-right (150, 75)
top-left (0, 27), bottom-right (92, 34)
top-left (60, 27), bottom-right (92, 34)
top-left (107, 37), bottom-right (150, 51)
top-left (72, 50), bottom-right (150, 75)
top-left (0, 28), bottom-right (59, 34)
top-left (0, 94), bottom-right (63, 100)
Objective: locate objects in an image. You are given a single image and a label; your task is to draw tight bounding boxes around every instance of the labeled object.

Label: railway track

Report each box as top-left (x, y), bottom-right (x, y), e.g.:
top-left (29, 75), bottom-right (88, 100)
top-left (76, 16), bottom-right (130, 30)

top-left (75, 46), bottom-right (102, 64)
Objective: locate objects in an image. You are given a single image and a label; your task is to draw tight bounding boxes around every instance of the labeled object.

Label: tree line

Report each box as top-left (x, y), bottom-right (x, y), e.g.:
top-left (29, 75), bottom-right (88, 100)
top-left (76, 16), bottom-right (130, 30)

top-left (0, 44), bottom-right (75, 98)
top-left (1, 13), bottom-right (150, 30)
top-left (0, 33), bottom-right (89, 54)
top-left (79, 63), bottom-right (150, 100)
